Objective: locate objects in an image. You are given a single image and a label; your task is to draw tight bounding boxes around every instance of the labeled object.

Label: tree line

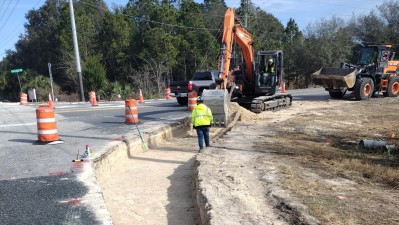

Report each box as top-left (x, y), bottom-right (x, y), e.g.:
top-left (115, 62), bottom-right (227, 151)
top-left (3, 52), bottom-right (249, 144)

top-left (0, 0), bottom-right (398, 101)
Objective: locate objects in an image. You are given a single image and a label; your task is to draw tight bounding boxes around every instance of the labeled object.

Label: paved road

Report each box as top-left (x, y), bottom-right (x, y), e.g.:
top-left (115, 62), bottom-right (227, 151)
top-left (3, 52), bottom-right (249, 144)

top-left (0, 88), bottom-right (329, 224)
top-left (0, 99), bottom-right (189, 180)
top-left (0, 99), bottom-right (189, 225)
top-left (287, 87), bottom-right (329, 101)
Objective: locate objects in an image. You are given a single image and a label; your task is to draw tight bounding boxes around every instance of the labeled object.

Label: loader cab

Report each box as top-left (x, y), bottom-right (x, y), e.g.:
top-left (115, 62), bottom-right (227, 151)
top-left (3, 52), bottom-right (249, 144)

top-left (357, 45), bottom-right (392, 73)
top-left (255, 50), bottom-right (284, 96)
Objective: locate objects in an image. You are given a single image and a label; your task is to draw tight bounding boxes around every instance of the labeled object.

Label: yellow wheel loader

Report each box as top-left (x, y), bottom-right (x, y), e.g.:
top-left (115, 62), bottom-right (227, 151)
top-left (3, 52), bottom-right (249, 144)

top-left (311, 45), bottom-right (399, 100)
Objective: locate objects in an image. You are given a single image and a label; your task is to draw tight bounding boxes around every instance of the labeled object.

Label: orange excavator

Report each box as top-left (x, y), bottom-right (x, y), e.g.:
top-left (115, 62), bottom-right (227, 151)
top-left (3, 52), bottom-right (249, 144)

top-left (201, 8), bottom-right (292, 125)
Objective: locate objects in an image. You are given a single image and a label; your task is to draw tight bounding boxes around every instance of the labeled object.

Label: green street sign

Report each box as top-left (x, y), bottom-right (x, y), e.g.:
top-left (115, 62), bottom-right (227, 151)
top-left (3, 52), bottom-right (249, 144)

top-left (10, 68), bottom-right (23, 73)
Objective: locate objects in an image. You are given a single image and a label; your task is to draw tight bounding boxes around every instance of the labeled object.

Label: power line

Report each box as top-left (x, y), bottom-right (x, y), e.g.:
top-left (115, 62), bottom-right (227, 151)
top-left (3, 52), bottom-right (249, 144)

top-left (300, 0), bottom-right (372, 10)
top-left (80, 0), bottom-right (225, 75)
top-left (80, 0), bottom-right (221, 31)
top-left (0, 0), bottom-right (8, 20)
top-left (0, 0), bottom-right (20, 33)
top-left (257, 0), bottom-right (373, 11)
top-left (0, 26), bottom-right (24, 49)
top-left (197, 22), bottom-right (224, 70)
top-left (0, 0), bottom-right (12, 25)
top-left (0, 0), bottom-right (43, 58)
top-left (126, 1), bottom-right (227, 18)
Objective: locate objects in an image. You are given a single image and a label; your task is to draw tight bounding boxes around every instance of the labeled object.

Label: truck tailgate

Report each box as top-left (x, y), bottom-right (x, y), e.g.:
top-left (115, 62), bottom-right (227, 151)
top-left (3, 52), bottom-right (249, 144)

top-left (170, 80), bottom-right (189, 95)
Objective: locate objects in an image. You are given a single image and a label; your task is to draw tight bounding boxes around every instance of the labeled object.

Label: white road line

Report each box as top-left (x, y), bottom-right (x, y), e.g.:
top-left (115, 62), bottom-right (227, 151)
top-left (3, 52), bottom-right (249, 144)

top-left (0, 122), bottom-right (36, 127)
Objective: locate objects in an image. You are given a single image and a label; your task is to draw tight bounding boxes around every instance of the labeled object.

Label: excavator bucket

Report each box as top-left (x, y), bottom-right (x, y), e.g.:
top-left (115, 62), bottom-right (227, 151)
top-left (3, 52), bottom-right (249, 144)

top-left (311, 67), bottom-right (359, 89)
top-left (201, 89), bottom-right (230, 127)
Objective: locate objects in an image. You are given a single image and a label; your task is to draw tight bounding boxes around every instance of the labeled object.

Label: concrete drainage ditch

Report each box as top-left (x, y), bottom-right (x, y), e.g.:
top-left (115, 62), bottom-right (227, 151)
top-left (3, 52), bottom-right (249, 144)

top-left (92, 109), bottom-right (242, 224)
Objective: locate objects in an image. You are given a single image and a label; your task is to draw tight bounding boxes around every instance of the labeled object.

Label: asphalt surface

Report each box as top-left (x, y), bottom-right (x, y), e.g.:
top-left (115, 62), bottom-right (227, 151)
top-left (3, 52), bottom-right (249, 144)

top-left (0, 98), bottom-right (189, 225)
top-left (0, 99), bottom-right (189, 180)
top-left (0, 88), bottom-right (329, 224)
top-left (0, 173), bottom-right (98, 225)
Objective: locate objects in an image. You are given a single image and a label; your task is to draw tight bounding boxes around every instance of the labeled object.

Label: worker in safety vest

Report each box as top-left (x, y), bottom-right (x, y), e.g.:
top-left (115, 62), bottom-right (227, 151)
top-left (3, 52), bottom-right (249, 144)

top-left (266, 58), bottom-right (275, 73)
top-left (192, 97), bottom-right (213, 152)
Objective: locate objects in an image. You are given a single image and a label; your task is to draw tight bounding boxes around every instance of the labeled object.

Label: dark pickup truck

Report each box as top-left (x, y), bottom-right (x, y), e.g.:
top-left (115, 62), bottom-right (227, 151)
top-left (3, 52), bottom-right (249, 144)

top-left (170, 70), bottom-right (220, 105)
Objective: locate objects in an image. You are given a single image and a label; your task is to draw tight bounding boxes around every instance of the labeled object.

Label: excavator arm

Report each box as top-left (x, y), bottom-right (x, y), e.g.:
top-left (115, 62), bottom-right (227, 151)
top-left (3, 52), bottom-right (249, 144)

top-left (219, 8), bottom-right (254, 89)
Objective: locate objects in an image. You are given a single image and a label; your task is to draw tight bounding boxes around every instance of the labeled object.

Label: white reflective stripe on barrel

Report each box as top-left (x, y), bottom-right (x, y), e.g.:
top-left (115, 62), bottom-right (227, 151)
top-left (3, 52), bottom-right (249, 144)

top-left (188, 98), bottom-right (197, 101)
top-left (37, 118), bottom-right (56, 123)
top-left (126, 114), bottom-right (138, 118)
top-left (38, 129), bottom-right (58, 134)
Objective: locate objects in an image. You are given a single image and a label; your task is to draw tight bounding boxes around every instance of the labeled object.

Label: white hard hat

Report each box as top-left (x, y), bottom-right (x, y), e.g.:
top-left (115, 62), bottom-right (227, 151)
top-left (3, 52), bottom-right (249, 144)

top-left (269, 58), bottom-right (273, 62)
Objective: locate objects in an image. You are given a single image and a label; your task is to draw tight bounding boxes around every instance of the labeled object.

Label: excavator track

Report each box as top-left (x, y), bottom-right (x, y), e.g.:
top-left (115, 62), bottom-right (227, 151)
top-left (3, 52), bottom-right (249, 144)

top-left (250, 93), bottom-right (292, 113)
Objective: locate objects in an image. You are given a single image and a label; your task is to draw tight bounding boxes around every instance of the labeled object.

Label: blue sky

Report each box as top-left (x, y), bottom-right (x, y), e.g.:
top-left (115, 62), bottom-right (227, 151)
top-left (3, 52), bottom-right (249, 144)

top-left (0, 0), bottom-right (378, 59)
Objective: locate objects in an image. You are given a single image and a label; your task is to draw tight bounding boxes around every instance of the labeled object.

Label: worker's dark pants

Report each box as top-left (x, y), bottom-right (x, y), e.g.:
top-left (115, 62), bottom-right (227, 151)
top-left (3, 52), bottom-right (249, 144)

top-left (195, 127), bottom-right (210, 150)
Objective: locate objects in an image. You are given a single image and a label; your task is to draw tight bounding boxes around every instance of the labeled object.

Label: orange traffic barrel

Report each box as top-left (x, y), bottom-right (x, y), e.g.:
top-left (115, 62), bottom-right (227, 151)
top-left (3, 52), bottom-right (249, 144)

top-left (125, 99), bottom-right (139, 123)
top-left (188, 91), bottom-right (197, 111)
top-left (20, 92), bottom-right (28, 105)
top-left (36, 106), bottom-right (59, 142)
top-left (165, 88), bottom-right (172, 100)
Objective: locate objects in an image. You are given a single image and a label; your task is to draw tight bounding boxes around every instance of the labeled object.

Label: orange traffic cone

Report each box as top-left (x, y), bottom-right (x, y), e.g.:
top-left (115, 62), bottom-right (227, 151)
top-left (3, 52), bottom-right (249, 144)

top-left (281, 82), bottom-right (286, 93)
top-left (90, 91), bottom-right (98, 106)
top-left (48, 93), bottom-right (54, 108)
top-left (139, 89), bottom-right (144, 103)
top-left (89, 91), bottom-right (94, 105)
top-left (91, 96), bottom-right (98, 106)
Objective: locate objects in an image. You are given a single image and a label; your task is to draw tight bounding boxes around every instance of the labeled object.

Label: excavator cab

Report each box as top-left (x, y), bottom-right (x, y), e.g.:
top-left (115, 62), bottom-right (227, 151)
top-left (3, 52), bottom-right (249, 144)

top-left (255, 50), bottom-right (283, 96)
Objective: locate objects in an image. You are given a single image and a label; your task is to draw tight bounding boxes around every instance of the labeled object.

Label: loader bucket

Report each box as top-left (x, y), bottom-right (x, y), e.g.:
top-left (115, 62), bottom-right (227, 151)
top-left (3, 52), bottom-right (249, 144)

top-left (311, 67), bottom-right (358, 89)
top-left (201, 89), bottom-right (229, 127)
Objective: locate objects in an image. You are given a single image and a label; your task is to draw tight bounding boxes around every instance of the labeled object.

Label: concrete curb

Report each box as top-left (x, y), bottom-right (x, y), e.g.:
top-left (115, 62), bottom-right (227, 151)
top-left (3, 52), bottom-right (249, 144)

top-left (193, 110), bottom-right (242, 225)
top-left (93, 117), bottom-right (191, 182)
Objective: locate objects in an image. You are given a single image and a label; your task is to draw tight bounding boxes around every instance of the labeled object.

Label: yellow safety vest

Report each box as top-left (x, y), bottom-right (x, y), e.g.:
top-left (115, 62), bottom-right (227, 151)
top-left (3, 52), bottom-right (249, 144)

top-left (267, 65), bottom-right (274, 73)
top-left (192, 103), bottom-right (213, 127)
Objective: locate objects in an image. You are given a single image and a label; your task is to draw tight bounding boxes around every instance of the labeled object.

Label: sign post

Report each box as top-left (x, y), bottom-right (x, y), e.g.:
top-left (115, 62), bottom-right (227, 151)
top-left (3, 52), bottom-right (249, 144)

top-left (48, 63), bottom-right (55, 101)
top-left (10, 68), bottom-right (23, 92)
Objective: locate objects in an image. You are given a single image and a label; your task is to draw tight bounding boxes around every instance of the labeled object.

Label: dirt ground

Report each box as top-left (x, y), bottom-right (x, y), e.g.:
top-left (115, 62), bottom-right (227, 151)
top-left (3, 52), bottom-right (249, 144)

top-left (98, 96), bottom-right (399, 225)
top-left (198, 97), bottom-right (399, 225)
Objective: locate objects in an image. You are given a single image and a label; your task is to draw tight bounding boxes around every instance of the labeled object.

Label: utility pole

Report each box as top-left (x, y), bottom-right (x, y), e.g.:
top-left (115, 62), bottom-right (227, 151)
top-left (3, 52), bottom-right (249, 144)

top-left (244, 0), bottom-right (249, 28)
top-left (69, 0), bottom-right (85, 102)
top-left (48, 62), bottom-right (55, 101)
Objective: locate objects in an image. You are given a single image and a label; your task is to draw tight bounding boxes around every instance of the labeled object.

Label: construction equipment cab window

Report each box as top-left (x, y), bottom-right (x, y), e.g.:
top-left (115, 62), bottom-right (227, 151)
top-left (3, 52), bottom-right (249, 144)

top-left (358, 47), bottom-right (377, 65)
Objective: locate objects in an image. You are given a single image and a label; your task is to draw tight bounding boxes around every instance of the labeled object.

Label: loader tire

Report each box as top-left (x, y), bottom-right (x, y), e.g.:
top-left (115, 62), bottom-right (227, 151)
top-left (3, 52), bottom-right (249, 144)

top-left (386, 76), bottom-right (399, 97)
top-left (354, 77), bottom-right (374, 100)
